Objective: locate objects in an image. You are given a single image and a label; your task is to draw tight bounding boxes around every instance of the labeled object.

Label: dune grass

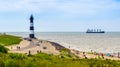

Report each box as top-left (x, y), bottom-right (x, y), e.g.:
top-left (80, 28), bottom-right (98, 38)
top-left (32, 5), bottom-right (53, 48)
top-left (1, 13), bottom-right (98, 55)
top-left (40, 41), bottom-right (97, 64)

top-left (0, 51), bottom-right (120, 67)
top-left (0, 45), bottom-right (8, 53)
top-left (0, 34), bottom-right (22, 46)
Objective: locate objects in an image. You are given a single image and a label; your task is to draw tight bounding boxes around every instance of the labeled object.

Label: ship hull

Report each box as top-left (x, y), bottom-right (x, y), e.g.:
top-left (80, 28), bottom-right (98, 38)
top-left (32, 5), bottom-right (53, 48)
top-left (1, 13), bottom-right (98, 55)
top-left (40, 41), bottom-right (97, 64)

top-left (86, 32), bottom-right (105, 33)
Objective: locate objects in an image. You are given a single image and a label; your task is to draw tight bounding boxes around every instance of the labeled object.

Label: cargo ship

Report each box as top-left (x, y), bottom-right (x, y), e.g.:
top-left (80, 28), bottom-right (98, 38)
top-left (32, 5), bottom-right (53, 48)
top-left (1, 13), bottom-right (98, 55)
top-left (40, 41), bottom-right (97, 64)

top-left (86, 29), bottom-right (105, 33)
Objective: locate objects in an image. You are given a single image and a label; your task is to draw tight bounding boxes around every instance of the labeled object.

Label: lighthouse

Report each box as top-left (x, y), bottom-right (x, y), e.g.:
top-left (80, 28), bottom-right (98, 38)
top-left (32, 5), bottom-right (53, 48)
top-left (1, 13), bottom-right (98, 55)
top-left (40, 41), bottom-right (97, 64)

top-left (29, 15), bottom-right (35, 38)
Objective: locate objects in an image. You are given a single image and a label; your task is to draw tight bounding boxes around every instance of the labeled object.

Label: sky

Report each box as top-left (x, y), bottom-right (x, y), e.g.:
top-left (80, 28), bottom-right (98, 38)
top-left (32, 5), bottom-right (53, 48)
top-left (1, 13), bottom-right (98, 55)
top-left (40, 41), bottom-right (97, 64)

top-left (0, 0), bottom-right (120, 32)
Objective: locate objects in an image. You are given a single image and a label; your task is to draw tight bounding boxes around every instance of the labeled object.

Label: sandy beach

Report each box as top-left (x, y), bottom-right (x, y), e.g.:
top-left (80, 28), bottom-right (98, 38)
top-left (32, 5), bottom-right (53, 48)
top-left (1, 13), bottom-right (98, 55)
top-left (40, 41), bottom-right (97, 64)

top-left (5, 37), bottom-right (120, 60)
top-left (6, 39), bottom-right (64, 55)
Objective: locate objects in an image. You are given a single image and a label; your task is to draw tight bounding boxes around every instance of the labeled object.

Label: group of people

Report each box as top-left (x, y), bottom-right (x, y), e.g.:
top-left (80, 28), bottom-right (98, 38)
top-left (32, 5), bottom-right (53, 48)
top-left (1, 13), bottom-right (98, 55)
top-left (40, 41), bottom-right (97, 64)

top-left (83, 52), bottom-right (87, 59)
top-left (11, 46), bottom-right (21, 50)
top-left (16, 46), bottom-right (20, 50)
top-left (72, 49), bottom-right (120, 59)
top-left (91, 50), bottom-right (120, 59)
top-left (27, 50), bottom-right (42, 55)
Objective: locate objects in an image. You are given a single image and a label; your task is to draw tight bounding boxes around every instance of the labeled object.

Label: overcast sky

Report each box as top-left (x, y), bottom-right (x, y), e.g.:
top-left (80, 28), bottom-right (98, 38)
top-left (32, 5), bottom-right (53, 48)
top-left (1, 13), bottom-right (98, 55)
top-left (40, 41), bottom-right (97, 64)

top-left (0, 0), bottom-right (120, 32)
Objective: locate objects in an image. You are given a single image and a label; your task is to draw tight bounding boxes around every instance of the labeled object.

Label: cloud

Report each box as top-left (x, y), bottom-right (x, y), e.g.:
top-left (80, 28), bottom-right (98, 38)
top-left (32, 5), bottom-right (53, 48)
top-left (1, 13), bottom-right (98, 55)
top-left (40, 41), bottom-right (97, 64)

top-left (0, 0), bottom-right (119, 15)
top-left (56, 0), bottom-right (120, 15)
top-left (0, 0), bottom-right (57, 12)
top-left (0, 0), bottom-right (120, 21)
top-left (0, 0), bottom-right (120, 27)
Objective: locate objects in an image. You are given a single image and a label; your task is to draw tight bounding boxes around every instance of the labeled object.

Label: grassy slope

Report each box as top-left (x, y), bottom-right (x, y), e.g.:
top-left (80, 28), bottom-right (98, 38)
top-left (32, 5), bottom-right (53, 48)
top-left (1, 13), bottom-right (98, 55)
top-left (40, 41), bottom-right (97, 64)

top-left (0, 47), bottom-right (119, 67)
top-left (0, 34), bottom-right (22, 46)
top-left (0, 45), bottom-right (8, 53)
top-left (0, 53), bottom-right (120, 67)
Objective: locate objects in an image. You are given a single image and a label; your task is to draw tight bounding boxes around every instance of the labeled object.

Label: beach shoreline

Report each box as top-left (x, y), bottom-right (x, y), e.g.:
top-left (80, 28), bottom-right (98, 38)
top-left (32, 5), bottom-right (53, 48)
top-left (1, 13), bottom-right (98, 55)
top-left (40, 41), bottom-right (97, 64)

top-left (5, 36), bottom-right (120, 60)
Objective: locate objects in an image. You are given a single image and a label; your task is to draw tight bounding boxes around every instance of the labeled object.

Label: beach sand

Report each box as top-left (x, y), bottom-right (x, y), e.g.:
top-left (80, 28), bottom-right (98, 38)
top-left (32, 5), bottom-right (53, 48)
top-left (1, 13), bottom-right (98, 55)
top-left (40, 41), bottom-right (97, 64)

top-left (6, 39), bottom-right (62, 55)
top-left (6, 38), bottom-right (120, 60)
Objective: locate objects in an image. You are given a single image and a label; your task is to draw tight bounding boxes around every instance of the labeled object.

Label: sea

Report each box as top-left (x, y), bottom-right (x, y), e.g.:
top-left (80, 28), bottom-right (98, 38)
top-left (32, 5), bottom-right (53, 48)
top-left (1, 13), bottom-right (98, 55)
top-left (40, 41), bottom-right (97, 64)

top-left (6, 32), bottom-right (120, 53)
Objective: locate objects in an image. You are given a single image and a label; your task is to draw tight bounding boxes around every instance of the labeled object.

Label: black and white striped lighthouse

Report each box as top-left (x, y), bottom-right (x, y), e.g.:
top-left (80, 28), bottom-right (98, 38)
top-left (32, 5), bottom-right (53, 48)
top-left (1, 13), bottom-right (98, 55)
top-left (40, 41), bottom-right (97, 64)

top-left (29, 15), bottom-right (35, 38)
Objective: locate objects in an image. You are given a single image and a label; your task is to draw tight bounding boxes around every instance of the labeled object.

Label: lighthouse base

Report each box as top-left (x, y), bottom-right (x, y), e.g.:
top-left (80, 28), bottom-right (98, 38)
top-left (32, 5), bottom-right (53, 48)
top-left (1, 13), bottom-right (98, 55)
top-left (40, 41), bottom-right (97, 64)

top-left (29, 34), bottom-right (34, 38)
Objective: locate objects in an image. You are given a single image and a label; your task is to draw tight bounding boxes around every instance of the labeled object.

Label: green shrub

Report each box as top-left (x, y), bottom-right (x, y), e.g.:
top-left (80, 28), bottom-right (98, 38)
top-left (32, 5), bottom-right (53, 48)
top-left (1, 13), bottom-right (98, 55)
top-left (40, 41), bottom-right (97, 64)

top-left (34, 53), bottom-right (52, 60)
top-left (59, 48), bottom-right (77, 59)
top-left (0, 58), bottom-right (5, 67)
top-left (24, 60), bottom-right (36, 67)
top-left (5, 59), bottom-right (21, 67)
top-left (8, 53), bottom-right (27, 60)
top-left (0, 45), bottom-right (8, 53)
top-left (0, 51), bottom-right (120, 67)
